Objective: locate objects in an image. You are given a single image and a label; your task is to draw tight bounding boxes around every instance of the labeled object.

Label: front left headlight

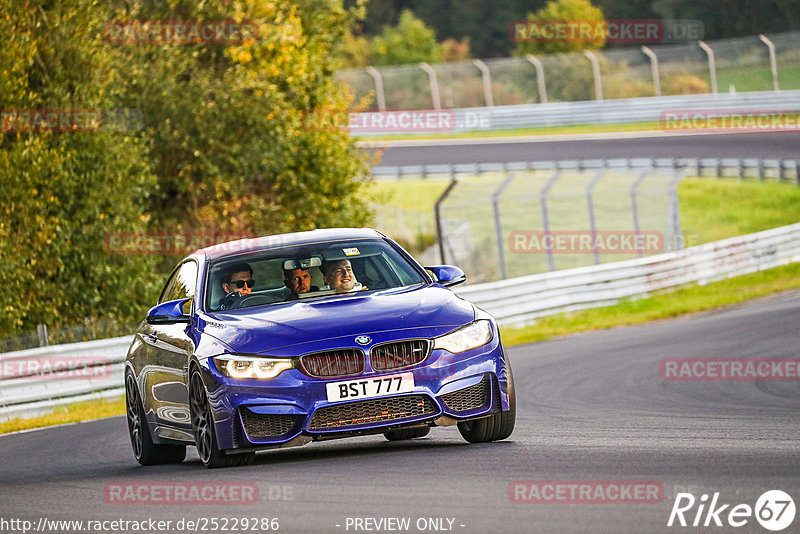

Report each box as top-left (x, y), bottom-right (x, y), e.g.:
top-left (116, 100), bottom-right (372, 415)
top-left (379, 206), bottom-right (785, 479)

top-left (213, 355), bottom-right (294, 379)
top-left (433, 320), bottom-right (493, 353)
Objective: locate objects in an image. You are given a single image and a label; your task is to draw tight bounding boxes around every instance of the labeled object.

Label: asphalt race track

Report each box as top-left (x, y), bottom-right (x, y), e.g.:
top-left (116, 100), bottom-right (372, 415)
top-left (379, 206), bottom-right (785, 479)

top-left (1, 291), bottom-right (798, 533)
top-left (369, 131), bottom-right (800, 166)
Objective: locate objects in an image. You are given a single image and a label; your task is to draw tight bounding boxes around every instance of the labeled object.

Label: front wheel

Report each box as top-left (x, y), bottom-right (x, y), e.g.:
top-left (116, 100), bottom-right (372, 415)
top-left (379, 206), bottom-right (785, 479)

top-left (457, 366), bottom-right (516, 443)
top-left (125, 373), bottom-right (186, 465)
top-left (189, 369), bottom-right (254, 468)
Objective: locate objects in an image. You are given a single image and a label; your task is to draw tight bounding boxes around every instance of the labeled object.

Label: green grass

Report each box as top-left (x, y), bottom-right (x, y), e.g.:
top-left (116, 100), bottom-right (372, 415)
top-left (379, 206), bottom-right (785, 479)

top-left (678, 178), bottom-right (800, 245)
top-left (500, 261), bottom-right (800, 346)
top-left (717, 65), bottom-right (800, 93)
top-left (0, 396), bottom-right (125, 434)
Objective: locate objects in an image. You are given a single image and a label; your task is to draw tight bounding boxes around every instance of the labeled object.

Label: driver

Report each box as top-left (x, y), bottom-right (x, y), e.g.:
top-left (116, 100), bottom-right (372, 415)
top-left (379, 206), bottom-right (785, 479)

top-left (219, 263), bottom-right (254, 309)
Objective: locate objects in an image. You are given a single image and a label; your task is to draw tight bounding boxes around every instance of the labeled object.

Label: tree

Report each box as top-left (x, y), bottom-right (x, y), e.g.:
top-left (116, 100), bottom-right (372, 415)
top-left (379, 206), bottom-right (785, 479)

top-left (0, 0), bottom-right (159, 336)
top-left (0, 0), bottom-right (378, 338)
top-left (370, 10), bottom-right (443, 65)
top-left (514, 0), bottom-right (606, 56)
top-left (107, 0), bottom-right (374, 239)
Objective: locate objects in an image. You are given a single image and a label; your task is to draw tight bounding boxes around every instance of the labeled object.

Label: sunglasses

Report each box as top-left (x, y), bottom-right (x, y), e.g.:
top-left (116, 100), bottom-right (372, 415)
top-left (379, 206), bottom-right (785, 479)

top-left (228, 279), bottom-right (255, 289)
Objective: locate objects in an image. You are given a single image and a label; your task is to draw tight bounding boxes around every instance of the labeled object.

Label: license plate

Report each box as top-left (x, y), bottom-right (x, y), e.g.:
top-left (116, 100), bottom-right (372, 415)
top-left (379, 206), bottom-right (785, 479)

top-left (326, 372), bottom-right (414, 402)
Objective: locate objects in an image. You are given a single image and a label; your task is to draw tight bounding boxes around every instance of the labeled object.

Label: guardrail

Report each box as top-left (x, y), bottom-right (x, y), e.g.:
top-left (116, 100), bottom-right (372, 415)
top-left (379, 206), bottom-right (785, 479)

top-left (455, 222), bottom-right (800, 325)
top-left (370, 158), bottom-right (800, 183)
top-left (348, 89), bottom-right (800, 134)
top-left (1, 222), bottom-right (799, 421)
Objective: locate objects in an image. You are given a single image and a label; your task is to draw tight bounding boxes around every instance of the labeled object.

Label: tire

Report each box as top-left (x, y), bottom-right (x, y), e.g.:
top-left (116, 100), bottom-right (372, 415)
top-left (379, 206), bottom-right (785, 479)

top-left (457, 364), bottom-right (516, 444)
top-left (189, 369), bottom-right (255, 468)
top-left (384, 426), bottom-right (430, 441)
top-left (125, 373), bottom-right (186, 465)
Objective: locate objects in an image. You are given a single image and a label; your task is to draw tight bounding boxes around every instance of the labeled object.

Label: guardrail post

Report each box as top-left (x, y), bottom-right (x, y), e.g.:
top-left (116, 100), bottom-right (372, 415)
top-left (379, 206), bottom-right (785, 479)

top-left (365, 66), bottom-right (387, 111)
top-left (698, 41), bottom-right (718, 94)
top-left (472, 59), bottom-right (494, 107)
top-left (492, 173), bottom-right (516, 279)
top-left (583, 51), bottom-right (603, 101)
top-left (525, 54), bottom-right (548, 103)
top-left (586, 169), bottom-right (606, 264)
top-left (641, 46), bottom-right (661, 97)
top-left (758, 34), bottom-right (780, 92)
top-left (630, 170), bottom-right (649, 257)
top-left (37, 324), bottom-right (49, 347)
top-left (435, 169), bottom-right (458, 264)
top-left (541, 169), bottom-right (563, 271)
top-left (420, 62), bottom-right (442, 110)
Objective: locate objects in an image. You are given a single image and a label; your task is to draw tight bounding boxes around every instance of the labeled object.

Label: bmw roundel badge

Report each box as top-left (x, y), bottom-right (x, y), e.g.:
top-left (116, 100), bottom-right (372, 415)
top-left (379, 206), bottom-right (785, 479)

top-left (355, 335), bottom-right (371, 345)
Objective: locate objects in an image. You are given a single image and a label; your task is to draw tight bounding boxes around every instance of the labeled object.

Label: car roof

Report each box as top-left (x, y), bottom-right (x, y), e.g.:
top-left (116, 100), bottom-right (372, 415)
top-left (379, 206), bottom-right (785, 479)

top-left (191, 228), bottom-right (386, 262)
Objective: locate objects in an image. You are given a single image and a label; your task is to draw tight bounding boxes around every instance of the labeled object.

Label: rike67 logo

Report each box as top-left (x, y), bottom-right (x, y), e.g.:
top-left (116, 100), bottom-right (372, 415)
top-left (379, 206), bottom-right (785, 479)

top-left (668, 490), bottom-right (795, 531)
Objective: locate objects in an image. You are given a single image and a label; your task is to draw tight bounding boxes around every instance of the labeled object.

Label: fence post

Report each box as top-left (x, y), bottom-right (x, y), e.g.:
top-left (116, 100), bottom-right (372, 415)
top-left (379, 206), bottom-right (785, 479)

top-left (540, 169), bottom-right (563, 271)
top-left (37, 324), bottom-right (49, 347)
top-left (630, 169), bottom-right (649, 257)
top-left (492, 173), bottom-right (516, 279)
top-left (641, 46), bottom-right (661, 97)
top-left (525, 55), bottom-right (548, 104)
top-left (420, 62), bottom-right (442, 110)
top-left (667, 169), bottom-right (686, 250)
top-left (758, 34), bottom-right (780, 92)
top-left (365, 66), bottom-right (387, 111)
top-left (435, 169), bottom-right (458, 264)
top-left (472, 59), bottom-right (494, 107)
top-left (698, 41), bottom-right (718, 94)
top-left (586, 169), bottom-right (606, 264)
top-left (583, 51), bottom-right (603, 101)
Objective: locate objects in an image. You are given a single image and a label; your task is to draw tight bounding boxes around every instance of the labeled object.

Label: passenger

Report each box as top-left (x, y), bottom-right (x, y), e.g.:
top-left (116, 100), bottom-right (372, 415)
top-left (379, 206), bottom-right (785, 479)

top-left (321, 259), bottom-right (367, 293)
top-left (283, 266), bottom-right (319, 299)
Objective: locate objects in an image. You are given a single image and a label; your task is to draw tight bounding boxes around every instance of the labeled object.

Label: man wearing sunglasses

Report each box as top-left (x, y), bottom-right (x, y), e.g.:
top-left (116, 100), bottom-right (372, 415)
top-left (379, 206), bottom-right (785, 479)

top-left (219, 263), bottom-right (254, 310)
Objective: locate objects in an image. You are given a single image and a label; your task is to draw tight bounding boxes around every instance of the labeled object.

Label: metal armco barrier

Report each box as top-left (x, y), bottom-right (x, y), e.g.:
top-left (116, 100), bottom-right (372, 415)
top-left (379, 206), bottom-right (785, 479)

top-left (349, 90), bottom-right (800, 135)
top-left (455, 222), bottom-right (800, 326)
top-left (1, 222), bottom-right (799, 421)
top-left (0, 336), bottom-right (132, 422)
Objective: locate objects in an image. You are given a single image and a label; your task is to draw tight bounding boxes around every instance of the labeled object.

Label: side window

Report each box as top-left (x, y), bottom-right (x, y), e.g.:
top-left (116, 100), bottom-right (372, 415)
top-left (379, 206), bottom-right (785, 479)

top-left (172, 262), bottom-right (198, 314)
top-left (160, 261), bottom-right (198, 313)
top-left (158, 270), bottom-right (180, 304)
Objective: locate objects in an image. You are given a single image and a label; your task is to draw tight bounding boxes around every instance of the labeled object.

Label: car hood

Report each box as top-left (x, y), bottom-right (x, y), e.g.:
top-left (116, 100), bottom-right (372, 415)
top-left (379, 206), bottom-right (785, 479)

top-left (200, 285), bottom-right (475, 354)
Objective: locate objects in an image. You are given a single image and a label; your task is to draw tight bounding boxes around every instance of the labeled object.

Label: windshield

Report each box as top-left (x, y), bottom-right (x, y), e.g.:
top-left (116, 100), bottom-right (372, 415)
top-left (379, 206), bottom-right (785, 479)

top-left (204, 238), bottom-right (426, 311)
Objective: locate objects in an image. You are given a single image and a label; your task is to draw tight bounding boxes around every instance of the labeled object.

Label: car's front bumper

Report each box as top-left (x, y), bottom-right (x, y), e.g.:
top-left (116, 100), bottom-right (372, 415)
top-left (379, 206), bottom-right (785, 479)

top-left (198, 332), bottom-right (512, 452)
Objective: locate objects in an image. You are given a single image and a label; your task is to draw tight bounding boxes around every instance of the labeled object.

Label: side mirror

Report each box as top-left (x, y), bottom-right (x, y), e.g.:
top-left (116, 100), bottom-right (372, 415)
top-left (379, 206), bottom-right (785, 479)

top-left (146, 298), bottom-right (192, 325)
top-left (425, 265), bottom-right (466, 287)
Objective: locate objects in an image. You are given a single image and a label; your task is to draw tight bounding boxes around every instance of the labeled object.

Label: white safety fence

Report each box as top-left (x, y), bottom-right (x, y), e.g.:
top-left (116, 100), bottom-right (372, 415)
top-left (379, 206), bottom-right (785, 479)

top-left (1, 222), bottom-right (799, 421)
top-left (455, 222), bottom-right (800, 325)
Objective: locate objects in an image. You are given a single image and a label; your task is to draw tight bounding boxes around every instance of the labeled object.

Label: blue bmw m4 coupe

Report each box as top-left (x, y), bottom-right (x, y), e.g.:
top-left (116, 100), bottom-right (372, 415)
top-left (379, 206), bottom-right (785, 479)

top-left (125, 228), bottom-right (515, 468)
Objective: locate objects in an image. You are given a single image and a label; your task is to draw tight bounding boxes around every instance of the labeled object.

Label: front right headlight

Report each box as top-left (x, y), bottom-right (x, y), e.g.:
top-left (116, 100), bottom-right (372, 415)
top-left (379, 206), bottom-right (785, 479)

top-left (213, 355), bottom-right (294, 379)
top-left (433, 320), bottom-right (493, 353)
